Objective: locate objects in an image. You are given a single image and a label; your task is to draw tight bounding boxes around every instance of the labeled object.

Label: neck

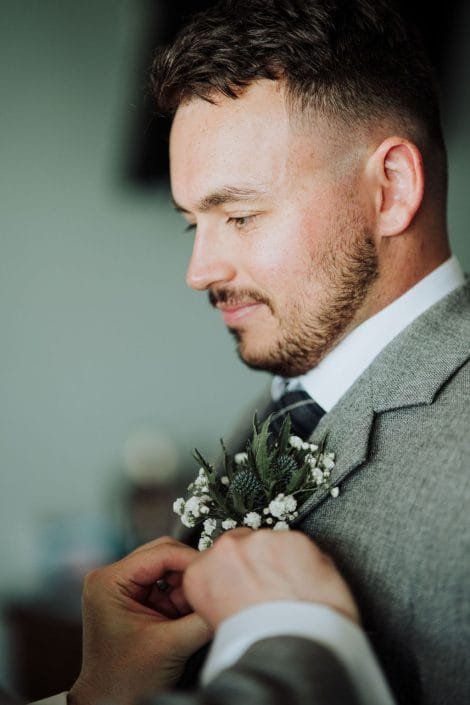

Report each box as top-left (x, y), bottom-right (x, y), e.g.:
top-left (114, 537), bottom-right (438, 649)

top-left (351, 235), bottom-right (451, 331)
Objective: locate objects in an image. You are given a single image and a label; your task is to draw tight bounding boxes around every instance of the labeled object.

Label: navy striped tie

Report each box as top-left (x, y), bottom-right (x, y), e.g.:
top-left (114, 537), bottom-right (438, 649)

top-left (261, 389), bottom-right (325, 440)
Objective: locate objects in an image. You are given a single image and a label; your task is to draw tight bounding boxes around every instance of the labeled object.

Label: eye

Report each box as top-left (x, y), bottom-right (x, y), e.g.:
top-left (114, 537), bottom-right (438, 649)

top-left (228, 215), bottom-right (256, 229)
top-left (184, 223), bottom-right (197, 233)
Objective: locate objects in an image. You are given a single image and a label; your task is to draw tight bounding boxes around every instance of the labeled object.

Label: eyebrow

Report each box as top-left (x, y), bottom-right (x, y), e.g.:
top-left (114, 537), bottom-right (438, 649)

top-left (172, 186), bottom-right (267, 214)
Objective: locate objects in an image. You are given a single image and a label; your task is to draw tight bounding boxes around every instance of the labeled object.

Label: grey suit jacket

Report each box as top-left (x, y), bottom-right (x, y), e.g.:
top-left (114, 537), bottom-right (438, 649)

top-left (290, 279), bottom-right (470, 705)
top-left (181, 280), bottom-right (469, 704)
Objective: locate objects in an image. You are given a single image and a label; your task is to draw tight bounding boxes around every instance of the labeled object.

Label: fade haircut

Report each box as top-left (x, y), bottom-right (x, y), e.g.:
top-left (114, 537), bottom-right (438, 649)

top-left (151, 0), bottom-right (446, 155)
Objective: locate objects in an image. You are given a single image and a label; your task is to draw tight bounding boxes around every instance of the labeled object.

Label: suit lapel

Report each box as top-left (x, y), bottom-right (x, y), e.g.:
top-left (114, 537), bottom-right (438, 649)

top-left (293, 371), bottom-right (374, 522)
top-left (294, 278), bottom-right (470, 523)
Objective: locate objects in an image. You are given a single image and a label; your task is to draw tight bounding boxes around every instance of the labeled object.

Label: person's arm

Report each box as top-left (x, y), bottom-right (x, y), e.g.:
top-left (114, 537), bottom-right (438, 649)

top-left (200, 602), bottom-right (395, 705)
top-left (150, 636), bottom-right (361, 705)
top-left (184, 529), bottom-right (396, 705)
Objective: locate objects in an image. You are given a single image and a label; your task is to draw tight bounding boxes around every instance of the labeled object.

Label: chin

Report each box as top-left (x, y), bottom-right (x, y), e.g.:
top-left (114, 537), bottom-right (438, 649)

top-left (232, 325), bottom-right (328, 377)
top-left (235, 341), bottom-right (310, 377)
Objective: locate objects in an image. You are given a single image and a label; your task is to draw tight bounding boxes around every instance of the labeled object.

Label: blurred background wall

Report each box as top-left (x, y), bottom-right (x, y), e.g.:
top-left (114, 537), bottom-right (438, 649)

top-left (0, 0), bottom-right (469, 696)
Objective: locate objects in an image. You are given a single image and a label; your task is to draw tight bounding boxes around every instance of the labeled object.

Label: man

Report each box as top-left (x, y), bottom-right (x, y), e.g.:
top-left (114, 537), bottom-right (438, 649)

top-left (35, 1), bottom-right (469, 703)
top-left (150, 0), bottom-right (469, 703)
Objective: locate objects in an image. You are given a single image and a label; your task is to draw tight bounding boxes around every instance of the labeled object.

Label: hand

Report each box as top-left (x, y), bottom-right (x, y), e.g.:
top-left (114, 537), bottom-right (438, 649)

top-left (68, 537), bottom-right (212, 705)
top-left (184, 528), bottom-right (360, 629)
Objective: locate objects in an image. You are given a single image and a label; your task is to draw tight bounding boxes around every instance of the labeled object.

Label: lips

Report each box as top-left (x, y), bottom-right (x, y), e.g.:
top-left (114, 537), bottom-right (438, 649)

top-left (216, 301), bottom-right (264, 326)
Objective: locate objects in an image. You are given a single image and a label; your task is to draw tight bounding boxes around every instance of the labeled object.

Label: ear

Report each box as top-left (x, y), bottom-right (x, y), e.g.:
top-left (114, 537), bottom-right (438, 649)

top-left (367, 137), bottom-right (425, 238)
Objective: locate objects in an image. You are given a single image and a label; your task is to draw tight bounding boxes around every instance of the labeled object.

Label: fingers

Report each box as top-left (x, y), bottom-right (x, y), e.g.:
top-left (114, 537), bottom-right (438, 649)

top-left (214, 527), bottom-right (252, 540)
top-left (83, 537), bottom-right (200, 619)
top-left (114, 540), bottom-right (200, 595)
top-left (143, 579), bottom-right (192, 618)
top-left (130, 535), bottom-right (182, 555)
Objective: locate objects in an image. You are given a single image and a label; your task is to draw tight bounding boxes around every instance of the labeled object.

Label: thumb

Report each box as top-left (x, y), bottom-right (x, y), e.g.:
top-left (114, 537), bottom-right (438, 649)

top-left (168, 612), bottom-right (213, 657)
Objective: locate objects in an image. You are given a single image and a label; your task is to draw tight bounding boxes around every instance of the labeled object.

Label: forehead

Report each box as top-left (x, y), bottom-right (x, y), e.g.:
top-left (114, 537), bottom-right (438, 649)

top-left (169, 80), bottom-right (313, 204)
top-left (171, 82), bottom-right (289, 171)
top-left (168, 79), bottom-right (364, 210)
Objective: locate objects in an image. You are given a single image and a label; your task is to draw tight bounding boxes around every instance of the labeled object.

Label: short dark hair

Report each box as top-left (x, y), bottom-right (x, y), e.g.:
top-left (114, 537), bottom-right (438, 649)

top-left (151, 0), bottom-right (445, 151)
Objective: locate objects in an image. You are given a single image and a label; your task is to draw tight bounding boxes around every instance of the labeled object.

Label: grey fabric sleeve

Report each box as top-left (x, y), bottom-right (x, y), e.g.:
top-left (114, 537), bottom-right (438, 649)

top-left (147, 636), bottom-right (361, 705)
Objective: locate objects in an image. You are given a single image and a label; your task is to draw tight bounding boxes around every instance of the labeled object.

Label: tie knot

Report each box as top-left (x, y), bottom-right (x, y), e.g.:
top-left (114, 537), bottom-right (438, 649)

top-left (262, 389), bottom-right (325, 440)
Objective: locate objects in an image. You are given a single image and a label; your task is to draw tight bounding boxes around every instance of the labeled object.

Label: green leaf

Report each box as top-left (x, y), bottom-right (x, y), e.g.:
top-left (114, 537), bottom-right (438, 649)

top-left (277, 415), bottom-right (292, 455)
top-left (286, 462), bottom-right (311, 494)
top-left (252, 415), bottom-right (274, 483)
top-left (192, 448), bottom-right (215, 477)
top-left (220, 439), bottom-right (236, 480)
top-left (228, 487), bottom-right (247, 516)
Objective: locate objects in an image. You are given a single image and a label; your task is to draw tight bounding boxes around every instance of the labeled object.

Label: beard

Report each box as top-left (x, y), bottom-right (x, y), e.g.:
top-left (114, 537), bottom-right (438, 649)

top-left (209, 201), bottom-right (379, 377)
top-left (253, 234), bottom-right (378, 376)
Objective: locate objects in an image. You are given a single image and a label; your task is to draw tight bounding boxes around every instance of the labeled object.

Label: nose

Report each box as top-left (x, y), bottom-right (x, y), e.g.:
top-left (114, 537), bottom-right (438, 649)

top-left (185, 229), bottom-right (237, 291)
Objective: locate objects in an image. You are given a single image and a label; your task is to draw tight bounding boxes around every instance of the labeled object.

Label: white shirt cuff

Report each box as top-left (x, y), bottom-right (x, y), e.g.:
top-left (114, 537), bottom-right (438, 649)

top-left (201, 601), bottom-right (396, 705)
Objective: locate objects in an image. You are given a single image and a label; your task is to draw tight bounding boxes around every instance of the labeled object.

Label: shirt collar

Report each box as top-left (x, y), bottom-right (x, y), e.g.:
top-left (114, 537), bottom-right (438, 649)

top-left (272, 256), bottom-right (465, 411)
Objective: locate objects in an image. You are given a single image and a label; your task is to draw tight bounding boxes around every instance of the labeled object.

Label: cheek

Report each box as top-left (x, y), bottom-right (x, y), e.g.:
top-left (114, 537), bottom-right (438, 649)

top-left (246, 232), bottom-right (300, 285)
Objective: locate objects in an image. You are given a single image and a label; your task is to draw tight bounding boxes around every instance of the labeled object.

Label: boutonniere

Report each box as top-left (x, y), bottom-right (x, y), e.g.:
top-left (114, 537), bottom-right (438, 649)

top-left (173, 415), bottom-right (339, 550)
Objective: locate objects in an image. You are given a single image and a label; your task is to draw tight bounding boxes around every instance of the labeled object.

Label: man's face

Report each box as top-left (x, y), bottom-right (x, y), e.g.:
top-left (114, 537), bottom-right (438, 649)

top-left (170, 80), bottom-right (378, 376)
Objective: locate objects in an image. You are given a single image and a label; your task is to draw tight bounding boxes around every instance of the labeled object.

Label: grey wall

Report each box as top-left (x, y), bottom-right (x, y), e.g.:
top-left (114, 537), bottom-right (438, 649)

top-left (0, 1), bottom-right (270, 684)
top-left (0, 0), bottom-right (469, 688)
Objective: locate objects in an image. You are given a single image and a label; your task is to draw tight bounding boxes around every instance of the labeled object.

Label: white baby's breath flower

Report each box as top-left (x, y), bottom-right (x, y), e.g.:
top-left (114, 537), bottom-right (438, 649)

top-left (221, 518), bottom-right (237, 530)
top-left (181, 514), bottom-right (196, 528)
top-left (273, 521), bottom-right (290, 531)
top-left (266, 517), bottom-right (274, 525)
top-left (311, 467), bottom-right (324, 484)
top-left (194, 474), bottom-right (209, 489)
top-left (243, 512), bottom-right (262, 530)
top-left (309, 443), bottom-right (319, 452)
top-left (269, 501), bottom-right (285, 519)
top-left (173, 498), bottom-right (185, 516)
top-left (330, 486), bottom-right (340, 498)
top-left (198, 535), bottom-right (213, 551)
top-left (323, 457), bottom-right (336, 470)
top-left (284, 495), bottom-right (297, 513)
top-left (235, 452), bottom-right (248, 464)
top-left (185, 496), bottom-right (203, 517)
top-left (289, 435), bottom-right (303, 450)
top-left (220, 475), bottom-right (230, 486)
top-left (267, 494), bottom-right (296, 521)
top-left (203, 518), bottom-right (217, 536)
